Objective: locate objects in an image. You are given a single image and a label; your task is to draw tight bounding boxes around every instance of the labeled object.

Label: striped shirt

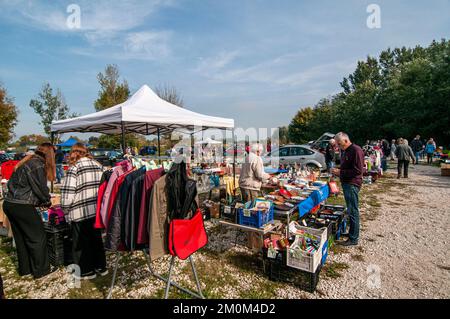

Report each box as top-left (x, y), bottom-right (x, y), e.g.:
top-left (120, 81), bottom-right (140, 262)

top-left (61, 157), bottom-right (104, 222)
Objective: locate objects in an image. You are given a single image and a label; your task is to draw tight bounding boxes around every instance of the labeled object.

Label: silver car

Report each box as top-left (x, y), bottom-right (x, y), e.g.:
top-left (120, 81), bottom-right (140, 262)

top-left (263, 144), bottom-right (326, 171)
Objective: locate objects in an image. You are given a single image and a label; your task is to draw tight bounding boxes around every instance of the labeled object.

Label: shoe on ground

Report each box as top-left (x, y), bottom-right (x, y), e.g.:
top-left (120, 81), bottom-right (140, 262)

top-left (95, 268), bottom-right (109, 277)
top-left (73, 271), bottom-right (97, 280)
top-left (338, 239), bottom-right (358, 247)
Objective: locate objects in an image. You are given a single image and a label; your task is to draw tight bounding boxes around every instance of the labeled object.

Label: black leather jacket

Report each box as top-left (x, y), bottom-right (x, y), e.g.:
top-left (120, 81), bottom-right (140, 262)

top-left (5, 155), bottom-right (51, 206)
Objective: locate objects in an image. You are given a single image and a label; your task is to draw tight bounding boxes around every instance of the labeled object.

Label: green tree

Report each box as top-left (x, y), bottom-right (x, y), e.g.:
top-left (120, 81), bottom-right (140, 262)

top-left (94, 64), bottom-right (130, 112)
top-left (29, 83), bottom-right (78, 140)
top-left (0, 84), bottom-right (19, 147)
top-left (94, 64), bottom-right (132, 149)
top-left (288, 107), bottom-right (314, 143)
top-left (14, 134), bottom-right (49, 147)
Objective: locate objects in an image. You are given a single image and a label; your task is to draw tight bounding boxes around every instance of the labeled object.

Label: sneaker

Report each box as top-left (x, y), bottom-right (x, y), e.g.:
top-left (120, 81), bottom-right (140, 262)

top-left (73, 271), bottom-right (97, 280)
top-left (339, 239), bottom-right (358, 247)
top-left (95, 268), bottom-right (109, 277)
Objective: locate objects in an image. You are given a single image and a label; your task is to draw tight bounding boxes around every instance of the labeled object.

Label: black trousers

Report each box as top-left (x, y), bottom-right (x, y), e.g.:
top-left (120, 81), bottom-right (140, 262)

top-left (71, 217), bottom-right (106, 275)
top-left (397, 160), bottom-right (410, 177)
top-left (0, 273), bottom-right (4, 299)
top-left (2, 201), bottom-right (50, 278)
top-left (427, 153), bottom-right (433, 164)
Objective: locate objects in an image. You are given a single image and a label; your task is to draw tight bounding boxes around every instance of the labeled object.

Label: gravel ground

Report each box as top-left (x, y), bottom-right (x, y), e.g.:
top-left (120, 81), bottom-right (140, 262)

top-left (1, 163), bottom-right (449, 299)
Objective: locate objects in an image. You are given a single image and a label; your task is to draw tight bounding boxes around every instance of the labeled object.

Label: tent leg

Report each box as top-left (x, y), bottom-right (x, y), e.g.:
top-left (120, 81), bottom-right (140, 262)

top-left (232, 129), bottom-right (236, 199)
top-left (164, 256), bottom-right (176, 299)
top-left (106, 252), bottom-right (121, 299)
top-left (121, 122), bottom-right (126, 154)
top-left (157, 128), bottom-right (161, 164)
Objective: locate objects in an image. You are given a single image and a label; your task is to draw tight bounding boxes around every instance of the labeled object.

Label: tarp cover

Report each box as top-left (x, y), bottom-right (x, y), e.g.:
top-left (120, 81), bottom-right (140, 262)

top-left (51, 85), bottom-right (234, 135)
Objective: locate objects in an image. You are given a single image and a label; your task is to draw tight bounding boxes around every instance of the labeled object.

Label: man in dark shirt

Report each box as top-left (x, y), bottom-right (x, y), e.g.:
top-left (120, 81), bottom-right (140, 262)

top-left (55, 146), bottom-right (65, 184)
top-left (331, 132), bottom-right (364, 246)
top-left (410, 135), bottom-right (423, 165)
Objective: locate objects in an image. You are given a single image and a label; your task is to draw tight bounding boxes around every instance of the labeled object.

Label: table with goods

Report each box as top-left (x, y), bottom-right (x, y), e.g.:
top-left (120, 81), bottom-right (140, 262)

top-left (215, 166), bottom-right (348, 293)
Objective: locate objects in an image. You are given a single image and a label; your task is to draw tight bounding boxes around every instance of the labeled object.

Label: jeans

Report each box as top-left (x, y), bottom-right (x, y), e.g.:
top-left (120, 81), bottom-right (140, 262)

top-left (342, 184), bottom-right (360, 243)
top-left (414, 152), bottom-right (420, 164)
top-left (427, 153), bottom-right (433, 164)
top-left (56, 164), bottom-right (64, 183)
top-left (398, 160), bottom-right (410, 177)
top-left (241, 188), bottom-right (261, 203)
top-left (326, 160), bottom-right (334, 173)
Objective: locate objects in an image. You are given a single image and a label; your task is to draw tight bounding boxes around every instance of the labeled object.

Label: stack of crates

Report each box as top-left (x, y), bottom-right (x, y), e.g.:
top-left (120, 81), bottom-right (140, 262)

top-left (262, 248), bottom-right (322, 293)
top-left (44, 218), bottom-right (72, 267)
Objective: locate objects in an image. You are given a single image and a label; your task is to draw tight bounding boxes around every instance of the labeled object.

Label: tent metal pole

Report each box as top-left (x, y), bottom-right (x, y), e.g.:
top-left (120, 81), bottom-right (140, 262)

top-left (50, 132), bottom-right (55, 193)
top-left (232, 129), bottom-right (236, 198)
top-left (157, 127), bottom-right (161, 164)
top-left (121, 122), bottom-right (126, 154)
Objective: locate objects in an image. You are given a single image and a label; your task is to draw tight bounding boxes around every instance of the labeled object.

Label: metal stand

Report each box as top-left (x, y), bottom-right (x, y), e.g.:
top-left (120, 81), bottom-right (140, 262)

top-left (106, 250), bottom-right (205, 299)
top-left (143, 250), bottom-right (205, 299)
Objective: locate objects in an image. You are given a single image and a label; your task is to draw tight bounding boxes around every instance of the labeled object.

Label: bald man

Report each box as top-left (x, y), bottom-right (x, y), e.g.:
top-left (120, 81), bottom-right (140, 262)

top-left (331, 132), bottom-right (364, 247)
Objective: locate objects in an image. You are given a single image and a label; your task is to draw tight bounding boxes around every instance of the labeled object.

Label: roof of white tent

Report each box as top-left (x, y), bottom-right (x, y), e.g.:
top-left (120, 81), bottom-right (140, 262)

top-left (51, 85), bottom-right (234, 135)
top-left (194, 138), bottom-right (223, 145)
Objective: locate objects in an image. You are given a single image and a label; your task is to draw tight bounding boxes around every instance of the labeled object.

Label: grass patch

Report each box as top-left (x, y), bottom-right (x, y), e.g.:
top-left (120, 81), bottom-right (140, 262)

top-left (322, 262), bottom-right (349, 279)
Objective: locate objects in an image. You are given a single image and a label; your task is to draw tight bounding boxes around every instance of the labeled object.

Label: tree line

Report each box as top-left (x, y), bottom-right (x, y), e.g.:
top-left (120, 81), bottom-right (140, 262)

top-left (287, 39), bottom-right (450, 148)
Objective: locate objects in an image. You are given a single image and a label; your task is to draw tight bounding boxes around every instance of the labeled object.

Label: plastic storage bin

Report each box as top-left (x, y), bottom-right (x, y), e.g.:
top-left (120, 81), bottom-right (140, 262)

top-left (287, 226), bottom-right (327, 273)
top-left (237, 206), bottom-right (274, 228)
top-left (44, 220), bottom-right (72, 267)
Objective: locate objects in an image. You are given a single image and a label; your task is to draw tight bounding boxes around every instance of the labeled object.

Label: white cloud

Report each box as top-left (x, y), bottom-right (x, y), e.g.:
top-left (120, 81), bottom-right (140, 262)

top-left (0, 0), bottom-right (174, 59)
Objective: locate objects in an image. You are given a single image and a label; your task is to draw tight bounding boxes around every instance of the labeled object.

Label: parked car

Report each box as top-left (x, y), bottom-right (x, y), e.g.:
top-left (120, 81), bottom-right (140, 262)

top-left (91, 149), bottom-right (123, 167)
top-left (309, 132), bottom-right (335, 152)
top-left (263, 144), bottom-right (326, 171)
top-left (140, 146), bottom-right (157, 156)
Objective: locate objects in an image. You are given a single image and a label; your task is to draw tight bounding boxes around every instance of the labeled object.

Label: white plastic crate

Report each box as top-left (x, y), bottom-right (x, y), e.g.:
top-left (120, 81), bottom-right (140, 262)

top-left (287, 225), bottom-right (328, 273)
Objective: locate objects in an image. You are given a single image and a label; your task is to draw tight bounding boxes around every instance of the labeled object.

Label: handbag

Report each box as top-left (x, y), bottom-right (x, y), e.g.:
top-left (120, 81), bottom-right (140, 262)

top-left (168, 208), bottom-right (208, 260)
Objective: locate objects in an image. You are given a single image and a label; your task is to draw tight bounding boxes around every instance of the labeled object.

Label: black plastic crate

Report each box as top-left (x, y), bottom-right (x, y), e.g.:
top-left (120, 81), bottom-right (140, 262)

top-left (43, 221), bottom-right (73, 267)
top-left (263, 253), bottom-right (322, 293)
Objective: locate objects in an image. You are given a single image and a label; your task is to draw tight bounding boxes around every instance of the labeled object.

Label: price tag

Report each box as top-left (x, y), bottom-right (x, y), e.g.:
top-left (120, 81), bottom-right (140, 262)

top-left (243, 209), bottom-right (251, 217)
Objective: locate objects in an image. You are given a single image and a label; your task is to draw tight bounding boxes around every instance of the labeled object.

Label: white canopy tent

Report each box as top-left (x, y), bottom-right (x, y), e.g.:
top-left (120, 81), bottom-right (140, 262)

top-left (51, 84), bottom-right (234, 136)
top-left (194, 138), bottom-right (223, 145)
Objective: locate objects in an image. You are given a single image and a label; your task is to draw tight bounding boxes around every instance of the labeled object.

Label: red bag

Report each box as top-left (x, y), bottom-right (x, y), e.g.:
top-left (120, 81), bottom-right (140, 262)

top-left (328, 181), bottom-right (340, 194)
top-left (168, 209), bottom-right (208, 260)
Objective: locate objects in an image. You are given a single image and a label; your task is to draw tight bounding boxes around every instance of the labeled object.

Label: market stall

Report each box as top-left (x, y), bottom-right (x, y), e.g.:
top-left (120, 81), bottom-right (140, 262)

top-left (50, 84), bottom-right (235, 299)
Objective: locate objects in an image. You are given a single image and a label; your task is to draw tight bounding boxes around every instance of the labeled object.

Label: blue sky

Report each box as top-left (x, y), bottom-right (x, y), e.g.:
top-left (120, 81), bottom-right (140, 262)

top-left (0, 0), bottom-right (449, 140)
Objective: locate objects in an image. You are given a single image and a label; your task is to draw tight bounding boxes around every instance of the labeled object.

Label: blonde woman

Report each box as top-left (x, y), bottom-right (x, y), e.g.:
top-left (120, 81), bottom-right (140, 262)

top-left (61, 143), bottom-right (107, 280)
top-left (2, 143), bottom-right (55, 279)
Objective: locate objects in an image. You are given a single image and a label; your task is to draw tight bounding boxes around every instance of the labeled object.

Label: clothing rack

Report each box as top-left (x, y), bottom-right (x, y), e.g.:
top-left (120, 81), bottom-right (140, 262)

top-left (106, 249), bottom-right (204, 299)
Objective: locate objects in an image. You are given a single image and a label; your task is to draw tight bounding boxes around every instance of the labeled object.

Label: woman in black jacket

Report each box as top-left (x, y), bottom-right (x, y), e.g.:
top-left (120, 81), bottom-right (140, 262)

top-left (2, 142), bottom-right (56, 279)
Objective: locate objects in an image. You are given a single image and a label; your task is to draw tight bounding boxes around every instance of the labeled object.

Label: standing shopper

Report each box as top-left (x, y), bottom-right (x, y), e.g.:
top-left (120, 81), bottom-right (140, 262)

top-left (325, 139), bottom-right (336, 173)
top-left (410, 135), bottom-right (423, 165)
top-left (2, 143), bottom-right (55, 279)
top-left (60, 143), bottom-right (107, 280)
top-left (331, 132), bottom-right (364, 247)
top-left (55, 146), bottom-right (65, 184)
top-left (239, 143), bottom-right (271, 202)
top-left (390, 139), bottom-right (397, 160)
top-left (395, 138), bottom-right (415, 178)
top-left (425, 138), bottom-right (436, 165)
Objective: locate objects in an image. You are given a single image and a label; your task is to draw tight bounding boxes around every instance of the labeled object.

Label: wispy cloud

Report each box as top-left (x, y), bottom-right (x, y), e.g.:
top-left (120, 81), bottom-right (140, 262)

top-left (195, 51), bottom-right (355, 88)
top-left (0, 0), bottom-right (174, 60)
